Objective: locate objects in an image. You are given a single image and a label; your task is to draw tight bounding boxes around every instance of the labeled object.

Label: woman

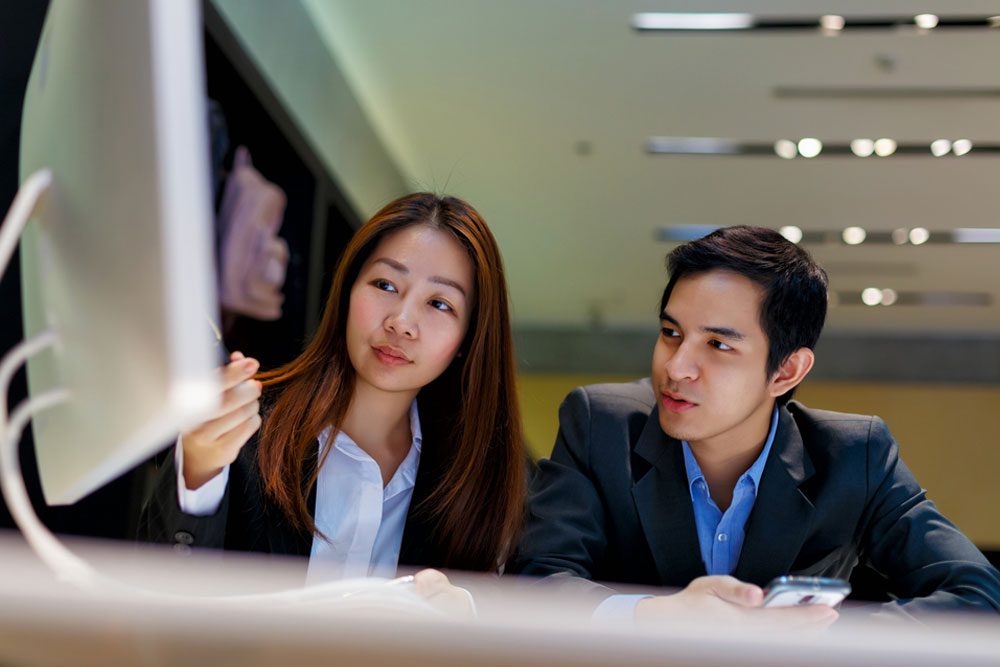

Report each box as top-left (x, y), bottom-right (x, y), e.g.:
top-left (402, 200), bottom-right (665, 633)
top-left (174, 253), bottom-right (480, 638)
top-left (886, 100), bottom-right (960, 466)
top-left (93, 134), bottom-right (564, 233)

top-left (140, 193), bottom-right (525, 589)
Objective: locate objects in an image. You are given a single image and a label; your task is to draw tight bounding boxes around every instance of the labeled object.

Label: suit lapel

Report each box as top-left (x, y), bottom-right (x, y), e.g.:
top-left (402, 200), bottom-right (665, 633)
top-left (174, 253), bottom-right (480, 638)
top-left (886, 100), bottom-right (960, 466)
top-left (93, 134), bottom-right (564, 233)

top-left (733, 406), bottom-right (816, 586)
top-left (632, 408), bottom-right (706, 586)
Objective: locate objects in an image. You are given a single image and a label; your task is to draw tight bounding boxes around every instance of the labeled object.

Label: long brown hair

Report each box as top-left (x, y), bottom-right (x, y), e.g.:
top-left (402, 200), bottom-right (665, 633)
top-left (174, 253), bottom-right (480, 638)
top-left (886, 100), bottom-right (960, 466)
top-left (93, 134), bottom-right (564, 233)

top-left (256, 193), bottom-right (525, 571)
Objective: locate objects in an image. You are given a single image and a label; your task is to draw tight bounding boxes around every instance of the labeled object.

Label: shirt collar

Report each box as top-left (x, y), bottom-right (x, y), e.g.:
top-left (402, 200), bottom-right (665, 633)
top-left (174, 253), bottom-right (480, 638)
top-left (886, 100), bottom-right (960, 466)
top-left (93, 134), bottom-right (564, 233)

top-left (681, 406), bottom-right (779, 496)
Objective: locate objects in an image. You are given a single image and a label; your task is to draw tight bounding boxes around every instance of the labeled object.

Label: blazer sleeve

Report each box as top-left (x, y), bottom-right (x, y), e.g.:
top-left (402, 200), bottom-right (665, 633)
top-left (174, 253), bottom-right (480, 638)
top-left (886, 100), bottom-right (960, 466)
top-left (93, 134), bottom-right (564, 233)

top-left (860, 417), bottom-right (1000, 617)
top-left (136, 445), bottom-right (231, 550)
top-left (508, 387), bottom-right (616, 604)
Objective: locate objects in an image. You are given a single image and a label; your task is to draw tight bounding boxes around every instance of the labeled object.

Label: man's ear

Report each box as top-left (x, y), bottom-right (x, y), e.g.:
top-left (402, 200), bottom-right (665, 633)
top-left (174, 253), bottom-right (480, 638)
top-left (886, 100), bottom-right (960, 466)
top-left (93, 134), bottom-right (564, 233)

top-left (768, 347), bottom-right (814, 399)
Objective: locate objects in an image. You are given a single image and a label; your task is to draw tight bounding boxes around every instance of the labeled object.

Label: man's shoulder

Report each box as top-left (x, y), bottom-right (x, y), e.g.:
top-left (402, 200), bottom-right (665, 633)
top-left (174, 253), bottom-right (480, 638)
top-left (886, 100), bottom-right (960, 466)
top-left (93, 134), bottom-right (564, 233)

top-left (786, 400), bottom-right (889, 447)
top-left (566, 378), bottom-right (656, 417)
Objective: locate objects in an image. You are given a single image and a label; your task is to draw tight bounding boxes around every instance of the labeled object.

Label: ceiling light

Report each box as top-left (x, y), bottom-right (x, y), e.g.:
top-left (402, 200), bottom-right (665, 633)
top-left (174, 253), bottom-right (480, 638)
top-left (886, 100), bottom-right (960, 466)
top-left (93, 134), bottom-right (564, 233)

top-left (891, 228), bottom-right (909, 245)
top-left (874, 138), bottom-right (897, 157)
top-left (880, 288), bottom-right (898, 306)
top-left (820, 15), bottom-right (845, 31)
top-left (914, 14), bottom-right (939, 29)
top-left (850, 139), bottom-right (875, 157)
top-left (646, 137), bottom-right (742, 155)
top-left (909, 227), bottom-right (930, 245)
top-left (780, 226), bottom-right (803, 243)
top-left (632, 13), bottom-right (753, 30)
top-left (797, 138), bottom-right (823, 158)
top-left (954, 228), bottom-right (1000, 243)
top-left (842, 227), bottom-right (867, 245)
top-left (930, 139), bottom-right (952, 157)
top-left (774, 139), bottom-right (797, 159)
top-left (952, 139), bottom-right (973, 156)
top-left (861, 288), bottom-right (883, 306)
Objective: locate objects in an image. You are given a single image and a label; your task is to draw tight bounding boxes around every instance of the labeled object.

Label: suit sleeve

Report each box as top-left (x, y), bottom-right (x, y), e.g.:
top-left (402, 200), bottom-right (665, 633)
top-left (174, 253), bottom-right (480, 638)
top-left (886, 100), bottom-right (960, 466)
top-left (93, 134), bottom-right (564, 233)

top-left (136, 443), bottom-right (231, 550)
top-left (509, 387), bottom-right (616, 603)
top-left (860, 417), bottom-right (1000, 616)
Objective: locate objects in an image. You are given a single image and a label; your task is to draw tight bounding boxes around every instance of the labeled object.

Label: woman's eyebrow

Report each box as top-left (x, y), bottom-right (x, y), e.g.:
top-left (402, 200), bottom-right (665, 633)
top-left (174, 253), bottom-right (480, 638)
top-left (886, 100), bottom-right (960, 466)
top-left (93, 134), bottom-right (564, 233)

top-left (372, 257), bottom-right (408, 273)
top-left (372, 257), bottom-right (467, 297)
top-left (430, 276), bottom-right (466, 297)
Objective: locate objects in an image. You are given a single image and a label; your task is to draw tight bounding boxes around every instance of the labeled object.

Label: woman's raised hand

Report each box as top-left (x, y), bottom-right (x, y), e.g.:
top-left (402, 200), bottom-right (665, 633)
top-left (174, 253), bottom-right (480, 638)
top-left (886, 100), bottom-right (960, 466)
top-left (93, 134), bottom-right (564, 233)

top-left (180, 351), bottom-right (263, 490)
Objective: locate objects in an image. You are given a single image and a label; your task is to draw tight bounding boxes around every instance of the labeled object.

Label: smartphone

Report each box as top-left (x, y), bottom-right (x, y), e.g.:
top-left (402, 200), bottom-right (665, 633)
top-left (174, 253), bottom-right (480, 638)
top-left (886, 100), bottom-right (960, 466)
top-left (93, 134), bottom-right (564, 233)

top-left (762, 576), bottom-right (851, 608)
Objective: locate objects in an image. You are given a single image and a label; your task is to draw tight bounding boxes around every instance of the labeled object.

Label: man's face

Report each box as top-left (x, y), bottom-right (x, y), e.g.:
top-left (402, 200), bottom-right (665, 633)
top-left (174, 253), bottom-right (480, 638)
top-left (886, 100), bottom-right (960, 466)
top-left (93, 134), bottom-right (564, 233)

top-left (652, 270), bottom-right (776, 450)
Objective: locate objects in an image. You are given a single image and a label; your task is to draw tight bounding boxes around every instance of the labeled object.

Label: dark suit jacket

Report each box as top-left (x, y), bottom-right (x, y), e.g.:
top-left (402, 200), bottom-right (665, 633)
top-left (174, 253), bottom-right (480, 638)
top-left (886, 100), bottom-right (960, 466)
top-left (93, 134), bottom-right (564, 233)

top-left (138, 425), bottom-right (449, 571)
top-left (509, 379), bottom-right (1000, 616)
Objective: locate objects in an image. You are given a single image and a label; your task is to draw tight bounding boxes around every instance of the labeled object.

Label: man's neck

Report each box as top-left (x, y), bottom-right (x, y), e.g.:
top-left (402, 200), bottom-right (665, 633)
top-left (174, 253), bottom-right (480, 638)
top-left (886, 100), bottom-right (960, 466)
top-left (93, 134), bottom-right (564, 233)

top-left (688, 403), bottom-right (774, 511)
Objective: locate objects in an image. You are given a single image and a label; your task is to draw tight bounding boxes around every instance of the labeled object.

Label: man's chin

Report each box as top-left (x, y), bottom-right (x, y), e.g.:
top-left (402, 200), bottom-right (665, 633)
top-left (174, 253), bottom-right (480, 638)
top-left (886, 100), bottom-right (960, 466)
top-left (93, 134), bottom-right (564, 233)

top-left (657, 413), bottom-right (697, 443)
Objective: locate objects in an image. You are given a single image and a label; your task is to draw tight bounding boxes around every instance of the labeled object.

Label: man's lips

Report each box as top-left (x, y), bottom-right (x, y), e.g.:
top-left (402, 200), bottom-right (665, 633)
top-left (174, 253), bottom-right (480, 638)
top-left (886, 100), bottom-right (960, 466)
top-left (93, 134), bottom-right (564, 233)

top-left (373, 345), bottom-right (411, 366)
top-left (660, 391), bottom-right (697, 413)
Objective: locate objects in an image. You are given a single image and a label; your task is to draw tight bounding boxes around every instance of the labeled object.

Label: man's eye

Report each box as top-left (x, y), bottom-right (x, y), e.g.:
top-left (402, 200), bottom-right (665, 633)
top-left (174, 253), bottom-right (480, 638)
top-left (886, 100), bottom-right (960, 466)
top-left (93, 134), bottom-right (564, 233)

top-left (372, 279), bottom-right (397, 293)
top-left (430, 299), bottom-right (453, 313)
top-left (710, 340), bottom-right (733, 351)
top-left (661, 327), bottom-right (679, 339)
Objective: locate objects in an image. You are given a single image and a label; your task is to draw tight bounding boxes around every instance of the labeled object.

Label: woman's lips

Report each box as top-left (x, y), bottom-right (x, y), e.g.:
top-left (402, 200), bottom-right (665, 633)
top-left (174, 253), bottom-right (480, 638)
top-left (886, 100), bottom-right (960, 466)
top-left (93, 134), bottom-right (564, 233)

top-left (373, 345), bottom-right (411, 366)
top-left (661, 394), bottom-right (696, 413)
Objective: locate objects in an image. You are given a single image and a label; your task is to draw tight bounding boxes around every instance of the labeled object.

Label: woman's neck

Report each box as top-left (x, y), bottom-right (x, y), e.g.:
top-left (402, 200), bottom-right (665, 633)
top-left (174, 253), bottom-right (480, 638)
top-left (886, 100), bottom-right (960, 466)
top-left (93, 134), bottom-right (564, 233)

top-left (339, 380), bottom-right (416, 484)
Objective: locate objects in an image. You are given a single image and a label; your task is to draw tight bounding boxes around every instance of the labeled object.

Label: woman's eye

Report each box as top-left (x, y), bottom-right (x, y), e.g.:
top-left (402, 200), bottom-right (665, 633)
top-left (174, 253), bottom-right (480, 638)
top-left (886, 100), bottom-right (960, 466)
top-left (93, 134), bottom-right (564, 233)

top-left (430, 299), bottom-right (453, 313)
top-left (372, 279), bottom-right (397, 293)
top-left (710, 340), bottom-right (733, 351)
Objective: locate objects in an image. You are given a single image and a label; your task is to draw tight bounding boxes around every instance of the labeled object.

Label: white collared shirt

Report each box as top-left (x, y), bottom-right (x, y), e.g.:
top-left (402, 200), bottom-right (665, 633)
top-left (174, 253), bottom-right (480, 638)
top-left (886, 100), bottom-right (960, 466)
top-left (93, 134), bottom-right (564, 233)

top-left (176, 401), bottom-right (422, 584)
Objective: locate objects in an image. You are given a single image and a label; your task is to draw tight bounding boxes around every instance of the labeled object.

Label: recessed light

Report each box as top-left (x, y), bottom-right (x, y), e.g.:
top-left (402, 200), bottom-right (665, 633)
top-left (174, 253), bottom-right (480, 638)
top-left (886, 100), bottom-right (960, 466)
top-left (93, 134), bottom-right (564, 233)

top-left (930, 139), bottom-right (952, 157)
top-left (850, 139), bottom-right (875, 157)
top-left (952, 139), bottom-right (973, 156)
top-left (843, 227), bottom-right (867, 245)
top-left (914, 14), bottom-right (939, 29)
top-left (820, 15), bottom-right (845, 32)
top-left (861, 288), bottom-right (883, 306)
top-left (780, 226), bottom-right (803, 243)
top-left (774, 140), bottom-right (797, 159)
top-left (874, 138), bottom-right (897, 157)
top-left (797, 138), bottom-right (823, 158)
top-left (909, 227), bottom-right (930, 245)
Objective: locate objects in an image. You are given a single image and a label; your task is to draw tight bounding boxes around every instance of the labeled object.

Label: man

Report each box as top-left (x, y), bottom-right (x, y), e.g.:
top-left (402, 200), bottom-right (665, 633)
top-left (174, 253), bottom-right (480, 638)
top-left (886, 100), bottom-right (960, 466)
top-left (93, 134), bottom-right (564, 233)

top-left (510, 226), bottom-right (1000, 622)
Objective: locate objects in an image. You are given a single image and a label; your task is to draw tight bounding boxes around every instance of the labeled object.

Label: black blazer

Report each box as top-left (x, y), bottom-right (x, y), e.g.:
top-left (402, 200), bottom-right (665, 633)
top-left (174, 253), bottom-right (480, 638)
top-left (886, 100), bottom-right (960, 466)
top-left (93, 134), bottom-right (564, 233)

top-left (509, 379), bottom-right (1000, 616)
top-left (138, 420), bottom-right (449, 571)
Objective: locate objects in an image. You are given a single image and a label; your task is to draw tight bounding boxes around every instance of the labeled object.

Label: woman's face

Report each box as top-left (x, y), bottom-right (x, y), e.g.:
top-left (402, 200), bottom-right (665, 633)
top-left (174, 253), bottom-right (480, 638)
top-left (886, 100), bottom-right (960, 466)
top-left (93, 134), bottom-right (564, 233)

top-left (346, 224), bottom-right (475, 397)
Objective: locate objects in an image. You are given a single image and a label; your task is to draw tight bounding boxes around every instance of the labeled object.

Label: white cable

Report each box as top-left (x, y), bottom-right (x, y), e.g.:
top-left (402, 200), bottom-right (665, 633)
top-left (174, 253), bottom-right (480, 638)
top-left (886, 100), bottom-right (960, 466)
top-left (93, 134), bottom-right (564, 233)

top-left (0, 168), bottom-right (51, 278)
top-left (0, 387), bottom-right (102, 588)
top-left (0, 329), bottom-right (58, 425)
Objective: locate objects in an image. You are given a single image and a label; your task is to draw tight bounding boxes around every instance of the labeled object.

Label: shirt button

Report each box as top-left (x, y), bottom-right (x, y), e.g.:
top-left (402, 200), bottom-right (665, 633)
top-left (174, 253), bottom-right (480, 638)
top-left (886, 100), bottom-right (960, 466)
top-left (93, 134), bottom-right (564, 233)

top-left (717, 533), bottom-right (728, 542)
top-left (174, 530), bottom-right (194, 545)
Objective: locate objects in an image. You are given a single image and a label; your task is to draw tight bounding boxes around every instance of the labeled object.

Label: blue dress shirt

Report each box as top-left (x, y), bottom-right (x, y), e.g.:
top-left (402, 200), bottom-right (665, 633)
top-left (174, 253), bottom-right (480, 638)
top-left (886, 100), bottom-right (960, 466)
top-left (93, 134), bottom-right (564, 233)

top-left (681, 406), bottom-right (778, 575)
top-left (593, 407), bottom-right (779, 623)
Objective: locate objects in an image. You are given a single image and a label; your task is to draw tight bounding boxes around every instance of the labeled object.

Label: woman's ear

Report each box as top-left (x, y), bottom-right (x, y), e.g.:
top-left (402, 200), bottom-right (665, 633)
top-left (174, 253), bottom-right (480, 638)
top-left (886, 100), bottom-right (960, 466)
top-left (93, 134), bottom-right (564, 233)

top-left (768, 347), bottom-right (814, 399)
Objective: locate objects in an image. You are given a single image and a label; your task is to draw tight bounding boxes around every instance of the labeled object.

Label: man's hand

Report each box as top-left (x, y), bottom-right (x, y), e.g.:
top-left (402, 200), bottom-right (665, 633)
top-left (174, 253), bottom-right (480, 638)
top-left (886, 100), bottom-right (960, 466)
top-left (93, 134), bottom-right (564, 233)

top-left (412, 569), bottom-right (476, 619)
top-left (181, 351), bottom-right (263, 489)
top-left (635, 575), bottom-right (838, 630)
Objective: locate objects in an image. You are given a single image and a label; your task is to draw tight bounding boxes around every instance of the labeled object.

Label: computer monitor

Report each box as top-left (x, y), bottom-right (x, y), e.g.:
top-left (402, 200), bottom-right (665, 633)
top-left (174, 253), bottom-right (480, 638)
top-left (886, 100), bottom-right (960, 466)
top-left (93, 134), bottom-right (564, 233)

top-left (16, 0), bottom-right (220, 505)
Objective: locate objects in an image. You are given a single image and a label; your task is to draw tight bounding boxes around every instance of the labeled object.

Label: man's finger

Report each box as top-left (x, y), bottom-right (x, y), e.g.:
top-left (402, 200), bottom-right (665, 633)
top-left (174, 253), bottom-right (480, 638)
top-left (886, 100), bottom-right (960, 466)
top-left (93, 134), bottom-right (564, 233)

top-left (707, 576), bottom-right (763, 608)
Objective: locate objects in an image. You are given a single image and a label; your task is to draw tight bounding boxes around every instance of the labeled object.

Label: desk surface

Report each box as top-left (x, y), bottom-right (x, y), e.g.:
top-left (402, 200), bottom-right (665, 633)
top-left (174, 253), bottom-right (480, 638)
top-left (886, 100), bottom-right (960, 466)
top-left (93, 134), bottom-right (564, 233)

top-left (0, 534), bottom-right (997, 667)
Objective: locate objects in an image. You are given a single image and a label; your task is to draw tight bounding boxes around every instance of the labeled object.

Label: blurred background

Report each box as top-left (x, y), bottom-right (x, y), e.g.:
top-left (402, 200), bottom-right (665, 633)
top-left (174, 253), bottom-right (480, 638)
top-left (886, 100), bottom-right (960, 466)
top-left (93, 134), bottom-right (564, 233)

top-left (2, 0), bottom-right (997, 568)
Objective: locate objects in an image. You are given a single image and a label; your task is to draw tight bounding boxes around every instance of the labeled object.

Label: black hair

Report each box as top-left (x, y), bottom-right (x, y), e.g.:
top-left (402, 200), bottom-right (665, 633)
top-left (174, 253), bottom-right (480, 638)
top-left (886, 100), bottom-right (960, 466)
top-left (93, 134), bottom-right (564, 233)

top-left (660, 226), bottom-right (828, 405)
